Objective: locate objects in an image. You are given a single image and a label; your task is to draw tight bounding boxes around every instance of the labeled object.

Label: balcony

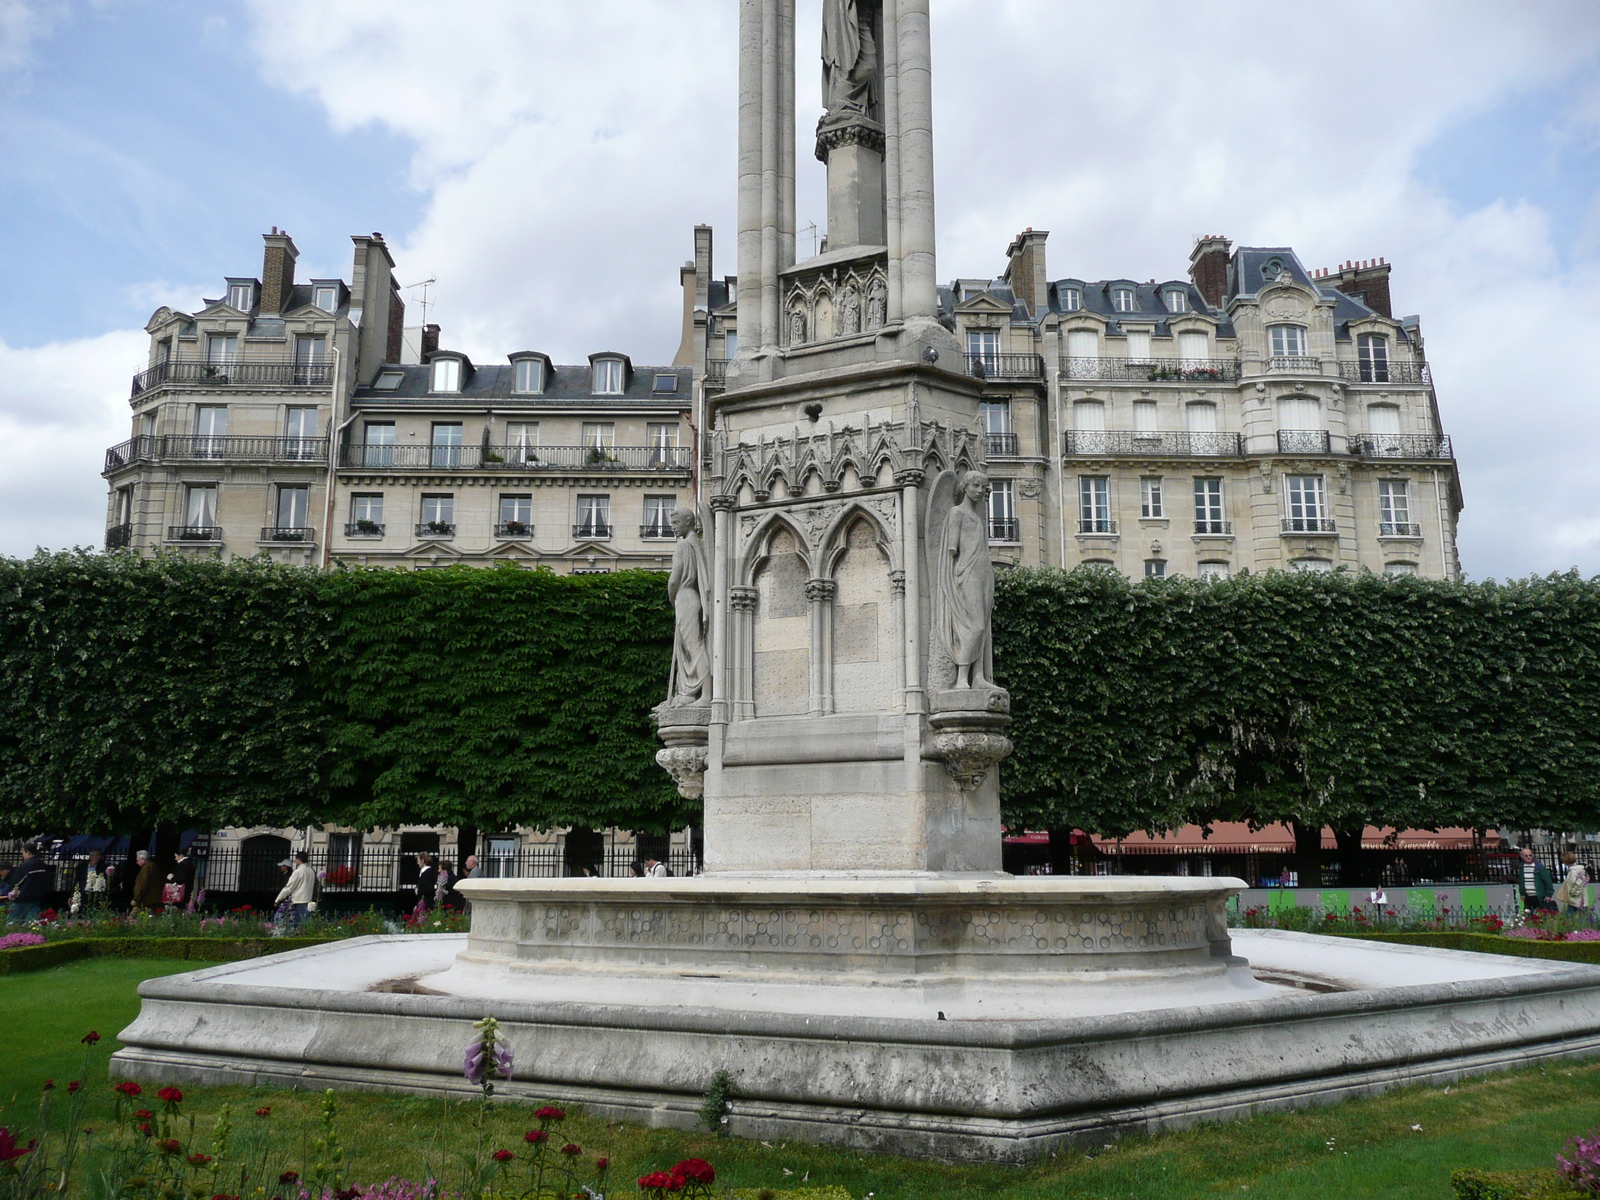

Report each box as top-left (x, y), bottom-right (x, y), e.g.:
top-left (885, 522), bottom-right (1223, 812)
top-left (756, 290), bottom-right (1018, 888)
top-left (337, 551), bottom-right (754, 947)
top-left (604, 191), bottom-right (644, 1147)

top-left (1194, 521), bottom-right (1233, 536)
top-left (1348, 434), bottom-right (1452, 459)
top-left (574, 523), bottom-right (613, 540)
top-left (1267, 356), bottom-right (1322, 374)
top-left (167, 526), bottom-right (221, 542)
top-left (987, 517), bottom-right (1020, 543)
top-left (1078, 519), bottom-right (1119, 535)
top-left (341, 444), bottom-right (691, 472)
top-left (104, 524), bottom-right (132, 550)
top-left (640, 525), bottom-right (675, 539)
top-left (260, 526), bottom-right (315, 543)
top-left (985, 432), bottom-right (1019, 457)
top-left (132, 357), bottom-right (334, 398)
top-left (705, 358), bottom-right (729, 385)
top-left (1282, 518), bottom-right (1337, 535)
top-left (1060, 357), bottom-right (1240, 383)
top-left (1064, 431), bottom-right (1243, 457)
top-left (416, 522), bottom-right (456, 539)
top-left (965, 353), bottom-right (1046, 382)
top-left (1276, 430), bottom-right (1332, 454)
top-left (105, 435), bottom-right (329, 474)
top-left (344, 522), bottom-right (385, 538)
top-left (495, 522), bottom-right (535, 539)
top-left (1338, 361), bottom-right (1430, 386)
top-left (1380, 522), bottom-right (1423, 538)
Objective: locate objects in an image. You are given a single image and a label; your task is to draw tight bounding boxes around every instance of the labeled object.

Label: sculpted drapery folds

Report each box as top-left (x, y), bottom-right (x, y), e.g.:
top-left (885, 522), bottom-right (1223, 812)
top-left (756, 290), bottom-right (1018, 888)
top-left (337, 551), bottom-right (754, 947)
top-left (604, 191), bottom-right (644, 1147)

top-left (666, 507), bottom-right (710, 703)
top-left (927, 469), bottom-right (997, 691)
top-left (821, 0), bottom-right (880, 120)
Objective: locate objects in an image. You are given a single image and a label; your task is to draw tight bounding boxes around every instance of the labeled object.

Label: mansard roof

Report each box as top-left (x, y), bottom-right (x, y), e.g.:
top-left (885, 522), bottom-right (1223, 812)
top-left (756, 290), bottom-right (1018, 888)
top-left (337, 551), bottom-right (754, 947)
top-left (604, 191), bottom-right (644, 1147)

top-left (352, 361), bottom-right (693, 405)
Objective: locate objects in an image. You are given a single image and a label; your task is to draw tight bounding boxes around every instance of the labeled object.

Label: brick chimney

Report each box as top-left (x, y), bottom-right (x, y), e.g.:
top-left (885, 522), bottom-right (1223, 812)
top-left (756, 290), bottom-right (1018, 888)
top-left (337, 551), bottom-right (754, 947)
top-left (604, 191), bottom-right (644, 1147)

top-left (260, 228), bottom-right (299, 317)
top-left (1188, 235), bottom-right (1231, 310)
top-left (386, 279), bottom-right (406, 363)
top-left (1004, 228), bottom-right (1050, 317)
top-left (1315, 258), bottom-right (1393, 319)
top-left (420, 324), bottom-right (441, 360)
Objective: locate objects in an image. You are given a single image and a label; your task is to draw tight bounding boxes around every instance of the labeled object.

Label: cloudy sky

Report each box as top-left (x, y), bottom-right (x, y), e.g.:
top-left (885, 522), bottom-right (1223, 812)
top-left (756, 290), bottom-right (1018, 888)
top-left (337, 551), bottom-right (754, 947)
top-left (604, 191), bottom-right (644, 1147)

top-left (1, 0), bottom-right (1597, 578)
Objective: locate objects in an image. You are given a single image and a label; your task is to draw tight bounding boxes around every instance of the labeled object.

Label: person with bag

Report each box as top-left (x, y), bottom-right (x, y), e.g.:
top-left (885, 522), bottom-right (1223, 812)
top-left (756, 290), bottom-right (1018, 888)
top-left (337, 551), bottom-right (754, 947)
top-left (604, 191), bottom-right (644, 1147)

top-left (1557, 852), bottom-right (1592, 917)
top-left (273, 851), bottom-right (316, 928)
top-left (76, 850), bottom-right (110, 914)
top-left (131, 850), bottom-right (164, 912)
top-left (164, 849), bottom-right (196, 911)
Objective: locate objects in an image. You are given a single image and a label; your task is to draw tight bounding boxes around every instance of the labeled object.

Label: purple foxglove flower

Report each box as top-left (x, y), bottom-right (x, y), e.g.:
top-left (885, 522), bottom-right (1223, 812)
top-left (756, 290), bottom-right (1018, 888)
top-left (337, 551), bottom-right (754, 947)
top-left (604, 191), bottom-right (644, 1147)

top-left (463, 1045), bottom-right (485, 1084)
top-left (493, 1043), bottom-right (513, 1081)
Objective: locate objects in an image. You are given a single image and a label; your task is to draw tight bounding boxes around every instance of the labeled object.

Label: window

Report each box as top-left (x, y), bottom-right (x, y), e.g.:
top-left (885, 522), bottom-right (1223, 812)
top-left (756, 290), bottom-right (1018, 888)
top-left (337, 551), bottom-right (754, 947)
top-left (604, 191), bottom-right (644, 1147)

top-left (723, 332), bottom-right (738, 358)
top-left (1073, 400), bottom-right (1106, 431)
top-left (362, 422), bottom-right (395, 467)
top-left (313, 286), bottom-right (339, 313)
top-left (373, 370), bottom-right (404, 390)
top-left (431, 358), bottom-right (461, 392)
top-left (431, 422), bottom-right (463, 467)
top-left (1145, 559), bottom-right (1167, 578)
top-left (328, 833), bottom-right (361, 872)
top-left (643, 495), bottom-right (676, 538)
top-left (582, 423), bottom-right (616, 457)
top-left (293, 336), bottom-right (326, 382)
top-left (514, 358), bottom-right (543, 394)
top-left (647, 422), bottom-right (679, 467)
top-left (285, 406), bottom-right (318, 459)
top-left (1194, 478), bottom-right (1226, 534)
top-left (1079, 476), bottom-right (1113, 533)
top-left (195, 405), bottom-right (228, 457)
top-left (421, 494), bottom-right (454, 526)
top-left (988, 479), bottom-right (1017, 542)
top-left (226, 284), bottom-right (252, 311)
top-left (183, 484), bottom-right (217, 530)
top-left (1065, 329), bottom-right (1098, 359)
top-left (206, 334), bottom-right (238, 364)
top-left (1178, 331), bottom-right (1208, 362)
top-left (1125, 330), bottom-right (1152, 360)
top-left (593, 359), bottom-right (624, 394)
top-left (653, 373), bottom-right (679, 394)
top-left (275, 485), bottom-right (309, 532)
top-left (1358, 334), bottom-right (1390, 383)
top-left (1268, 324), bottom-right (1308, 358)
top-left (506, 421), bottom-right (539, 465)
top-left (498, 494), bottom-right (533, 536)
top-left (1060, 286), bottom-right (1081, 312)
top-left (1134, 400), bottom-right (1158, 434)
top-left (1378, 480), bottom-right (1416, 536)
top-left (1167, 290), bottom-right (1188, 313)
top-left (350, 494), bottom-right (383, 533)
top-left (1112, 287), bottom-right (1136, 313)
top-left (1384, 561), bottom-right (1419, 577)
top-left (980, 400), bottom-right (1012, 434)
top-left (1368, 404), bottom-right (1402, 438)
top-left (1277, 395), bottom-right (1322, 430)
top-left (1185, 401), bottom-right (1218, 434)
top-left (967, 329), bottom-right (1001, 366)
top-left (1197, 560), bottom-right (1230, 581)
top-left (483, 835), bottom-right (519, 878)
top-left (114, 486), bottom-right (133, 526)
top-left (577, 494), bottom-right (611, 538)
top-left (138, 411), bottom-right (157, 437)
top-left (1140, 476), bottom-right (1164, 519)
top-left (1285, 474), bottom-right (1328, 531)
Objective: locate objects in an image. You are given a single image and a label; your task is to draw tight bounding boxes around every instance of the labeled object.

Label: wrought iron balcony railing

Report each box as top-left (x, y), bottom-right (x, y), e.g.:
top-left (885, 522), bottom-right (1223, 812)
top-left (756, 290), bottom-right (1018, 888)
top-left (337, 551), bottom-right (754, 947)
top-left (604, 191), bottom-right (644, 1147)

top-left (344, 522), bottom-right (385, 538)
top-left (260, 526), bottom-right (315, 543)
top-left (985, 432), bottom-right (1018, 456)
top-left (104, 524), bottom-right (132, 550)
top-left (1266, 356), bottom-right (1322, 374)
top-left (415, 522), bottom-right (456, 539)
top-left (1338, 361), bottom-right (1430, 386)
top-left (167, 526), bottom-right (222, 542)
top-left (132, 357), bottom-right (334, 397)
top-left (1060, 357), bottom-right (1240, 382)
top-left (704, 358), bottom-right (729, 385)
top-left (342, 444), bottom-right (691, 471)
top-left (965, 353), bottom-right (1046, 382)
top-left (1064, 430), bottom-right (1243, 457)
top-left (640, 525), bottom-right (675, 539)
top-left (1282, 517), bottom-right (1338, 534)
top-left (1276, 430), bottom-right (1332, 454)
top-left (495, 522), bottom-right (535, 539)
top-left (987, 517), bottom-right (1020, 543)
top-left (104, 435), bottom-right (328, 473)
top-left (1348, 434), bottom-right (1452, 459)
top-left (1379, 521), bottom-right (1423, 538)
top-left (1079, 518), bottom-right (1119, 535)
top-left (574, 523), bottom-right (613, 540)
top-left (1194, 520), bottom-right (1233, 536)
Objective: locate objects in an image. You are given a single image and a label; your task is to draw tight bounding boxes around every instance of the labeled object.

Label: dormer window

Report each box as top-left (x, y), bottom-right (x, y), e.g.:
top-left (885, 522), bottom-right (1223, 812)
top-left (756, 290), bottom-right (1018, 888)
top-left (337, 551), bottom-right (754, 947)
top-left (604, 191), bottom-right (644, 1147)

top-left (373, 371), bottom-right (404, 391)
top-left (1059, 287), bottom-right (1081, 312)
top-left (653, 373), bottom-right (679, 394)
top-left (1166, 290), bottom-right (1188, 313)
top-left (594, 358), bottom-right (624, 395)
top-left (432, 358), bottom-right (462, 393)
top-left (313, 286), bottom-right (339, 313)
top-left (227, 284), bottom-right (253, 311)
top-left (1112, 287), bottom-right (1136, 313)
top-left (514, 358), bottom-right (544, 394)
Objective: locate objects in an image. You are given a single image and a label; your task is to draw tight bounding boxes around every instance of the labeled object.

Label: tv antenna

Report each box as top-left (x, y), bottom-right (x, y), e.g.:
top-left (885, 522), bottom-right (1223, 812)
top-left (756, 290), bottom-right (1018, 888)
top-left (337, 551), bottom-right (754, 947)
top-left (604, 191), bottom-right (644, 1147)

top-left (801, 222), bottom-right (819, 259)
top-left (405, 278), bottom-right (438, 326)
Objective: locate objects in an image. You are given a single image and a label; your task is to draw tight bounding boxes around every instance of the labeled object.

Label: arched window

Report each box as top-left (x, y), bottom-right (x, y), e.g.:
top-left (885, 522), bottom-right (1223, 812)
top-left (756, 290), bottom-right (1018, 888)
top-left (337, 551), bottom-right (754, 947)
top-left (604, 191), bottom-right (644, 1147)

top-left (1268, 325), bottom-right (1308, 358)
top-left (1358, 334), bottom-right (1390, 383)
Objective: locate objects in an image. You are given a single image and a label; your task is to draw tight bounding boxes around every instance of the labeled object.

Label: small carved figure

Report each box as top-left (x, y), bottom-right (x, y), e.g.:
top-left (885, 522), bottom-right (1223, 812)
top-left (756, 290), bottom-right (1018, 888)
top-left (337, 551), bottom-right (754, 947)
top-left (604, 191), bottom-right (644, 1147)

top-left (926, 469), bottom-right (996, 690)
top-left (666, 507), bottom-right (710, 703)
top-left (865, 278), bottom-right (887, 330)
top-left (821, 0), bottom-right (879, 119)
top-left (789, 308), bottom-right (807, 345)
top-left (839, 287), bottom-right (862, 336)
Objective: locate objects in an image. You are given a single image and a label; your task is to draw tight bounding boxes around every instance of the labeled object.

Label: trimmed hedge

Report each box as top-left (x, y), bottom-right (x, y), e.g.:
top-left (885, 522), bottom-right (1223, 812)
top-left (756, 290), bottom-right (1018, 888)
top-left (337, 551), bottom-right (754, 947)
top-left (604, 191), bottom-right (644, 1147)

top-left (1452, 1168), bottom-right (1587, 1199)
top-left (1340, 932), bottom-right (1600, 966)
top-left (0, 936), bottom-right (339, 974)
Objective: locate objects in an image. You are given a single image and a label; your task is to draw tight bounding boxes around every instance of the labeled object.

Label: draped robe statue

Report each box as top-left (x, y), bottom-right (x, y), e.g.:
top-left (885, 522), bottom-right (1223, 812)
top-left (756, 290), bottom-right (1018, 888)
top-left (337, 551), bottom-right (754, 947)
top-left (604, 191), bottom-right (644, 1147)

top-left (666, 508), bottom-right (709, 703)
top-left (821, 0), bottom-right (880, 120)
top-left (926, 469), bottom-right (996, 691)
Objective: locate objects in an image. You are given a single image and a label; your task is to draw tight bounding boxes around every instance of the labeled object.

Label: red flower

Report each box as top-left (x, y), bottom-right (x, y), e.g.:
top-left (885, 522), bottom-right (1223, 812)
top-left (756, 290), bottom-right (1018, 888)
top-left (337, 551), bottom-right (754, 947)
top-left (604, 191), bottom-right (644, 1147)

top-left (596, 1157), bottom-right (609, 1171)
top-left (81, 1032), bottom-right (101, 1045)
top-left (114, 1082), bottom-right (142, 1097)
top-left (534, 1106), bottom-right (565, 1121)
top-left (491, 1150), bottom-right (514, 1163)
top-left (672, 1159), bottom-right (715, 1185)
top-left (187, 1153), bottom-right (214, 1166)
top-left (524, 1130), bottom-right (549, 1144)
top-left (638, 1172), bottom-right (681, 1191)
top-left (136, 1123), bottom-right (153, 1137)
top-left (157, 1087), bottom-right (184, 1103)
top-left (158, 1139), bottom-right (182, 1155)
top-left (134, 1109), bottom-right (153, 1119)
top-left (68, 1081), bottom-right (81, 1094)
top-left (561, 1143), bottom-right (582, 1156)
top-left (213, 1194), bottom-right (241, 1200)
top-left (334, 1187), bottom-right (361, 1200)
top-left (255, 1107), bottom-right (271, 1117)
top-left (0, 1129), bottom-right (35, 1162)
top-left (42, 1080), bottom-right (55, 1091)
top-left (278, 1172), bottom-right (299, 1185)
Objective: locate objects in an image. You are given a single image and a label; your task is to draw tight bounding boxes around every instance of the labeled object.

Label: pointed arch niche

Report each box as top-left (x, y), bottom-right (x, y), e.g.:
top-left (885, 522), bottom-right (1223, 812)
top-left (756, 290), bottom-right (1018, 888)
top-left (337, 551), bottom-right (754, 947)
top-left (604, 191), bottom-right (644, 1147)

top-left (827, 514), bottom-right (900, 715)
top-left (748, 523), bottom-right (811, 718)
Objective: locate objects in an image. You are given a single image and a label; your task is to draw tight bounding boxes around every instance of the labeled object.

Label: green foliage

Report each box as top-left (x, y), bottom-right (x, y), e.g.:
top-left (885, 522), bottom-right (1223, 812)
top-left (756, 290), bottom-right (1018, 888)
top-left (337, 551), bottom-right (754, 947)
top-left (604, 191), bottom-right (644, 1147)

top-left (994, 567), bottom-right (1600, 838)
top-left (1452, 1168), bottom-right (1589, 1199)
top-left (0, 937), bottom-right (342, 974)
top-left (700, 1069), bottom-right (737, 1136)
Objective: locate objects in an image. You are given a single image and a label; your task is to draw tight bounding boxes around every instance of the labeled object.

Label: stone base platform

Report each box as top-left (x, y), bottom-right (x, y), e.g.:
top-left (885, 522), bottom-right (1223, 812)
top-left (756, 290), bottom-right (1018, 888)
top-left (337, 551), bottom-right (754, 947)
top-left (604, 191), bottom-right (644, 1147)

top-left (110, 879), bottom-right (1600, 1163)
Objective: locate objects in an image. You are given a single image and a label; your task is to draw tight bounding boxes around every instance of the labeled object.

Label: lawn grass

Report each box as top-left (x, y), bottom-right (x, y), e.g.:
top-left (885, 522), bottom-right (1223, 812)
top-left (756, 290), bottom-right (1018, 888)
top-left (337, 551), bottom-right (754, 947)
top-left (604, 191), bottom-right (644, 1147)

top-left (4, 956), bottom-right (1596, 1199)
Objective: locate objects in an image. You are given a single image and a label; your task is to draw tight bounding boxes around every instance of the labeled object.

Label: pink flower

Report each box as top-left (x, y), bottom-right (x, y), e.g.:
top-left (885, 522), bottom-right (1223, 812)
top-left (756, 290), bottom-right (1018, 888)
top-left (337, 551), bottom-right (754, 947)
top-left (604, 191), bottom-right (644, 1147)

top-left (491, 1150), bottom-right (514, 1163)
top-left (0, 1129), bottom-right (35, 1162)
top-left (534, 1106), bottom-right (565, 1121)
top-left (523, 1130), bottom-right (548, 1144)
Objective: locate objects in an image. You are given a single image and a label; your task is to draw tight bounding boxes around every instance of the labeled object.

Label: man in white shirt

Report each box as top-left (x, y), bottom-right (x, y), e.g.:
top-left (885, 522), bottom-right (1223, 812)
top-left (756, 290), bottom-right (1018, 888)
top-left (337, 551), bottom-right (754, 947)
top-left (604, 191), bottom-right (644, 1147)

top-left (644, 857), bottom-right (672, 878)
top-left (274, 851), bottom-right (316, 927)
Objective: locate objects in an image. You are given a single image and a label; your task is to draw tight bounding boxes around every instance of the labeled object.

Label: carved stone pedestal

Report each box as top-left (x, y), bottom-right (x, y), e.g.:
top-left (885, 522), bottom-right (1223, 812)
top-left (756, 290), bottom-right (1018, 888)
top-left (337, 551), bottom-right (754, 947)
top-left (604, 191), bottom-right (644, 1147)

top-left (817, 116), bottom-right (886, 249)
top-left (927, 687), bottom-right (1013, 792)
top-left (652, 702), bottom-right (710, 800)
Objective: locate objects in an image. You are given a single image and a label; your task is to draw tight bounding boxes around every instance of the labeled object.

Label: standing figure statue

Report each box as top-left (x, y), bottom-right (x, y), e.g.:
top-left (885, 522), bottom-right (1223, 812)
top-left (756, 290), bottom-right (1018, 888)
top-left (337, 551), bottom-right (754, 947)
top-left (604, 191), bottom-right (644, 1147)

top-left (822, 0), bottom-right (880, 120)
top-left (926, 469), bottom-right (996, 691)
top-left (666, 507), bottom-right (710, 703)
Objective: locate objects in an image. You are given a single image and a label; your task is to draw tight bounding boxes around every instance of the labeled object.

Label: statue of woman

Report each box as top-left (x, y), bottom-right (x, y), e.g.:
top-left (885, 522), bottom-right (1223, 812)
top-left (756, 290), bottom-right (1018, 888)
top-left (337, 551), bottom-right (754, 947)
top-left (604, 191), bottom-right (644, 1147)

top-left (822, 0), bottom-right (879, 120)
top-left (926, 469), bottom-right (995, 691)
top-left (667, 507), bottom-right (709, 703)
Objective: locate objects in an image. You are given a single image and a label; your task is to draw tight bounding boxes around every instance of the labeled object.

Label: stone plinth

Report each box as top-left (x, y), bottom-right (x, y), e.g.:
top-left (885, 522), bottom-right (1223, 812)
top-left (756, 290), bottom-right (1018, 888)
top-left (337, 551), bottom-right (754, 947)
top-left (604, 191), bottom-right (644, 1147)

top-left (817, 117), bottom-right (886, 250)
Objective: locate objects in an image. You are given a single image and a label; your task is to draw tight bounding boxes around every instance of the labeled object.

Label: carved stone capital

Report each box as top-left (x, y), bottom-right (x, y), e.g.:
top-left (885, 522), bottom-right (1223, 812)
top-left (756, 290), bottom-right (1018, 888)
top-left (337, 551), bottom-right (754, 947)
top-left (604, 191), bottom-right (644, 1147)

top-left (928, 729), bottom-right (1013, 793)
top-left (653, 701), bottom-right (710, 800)
top-left (804, 579), bottom-right (837, 603)
top-left (926, 689), bottom-right (1013, 791)
top-left (655, 745), bottom-right (710, 800)
top-left (889, 569), bottom-right (906, 596)
top-left (895, 468), bottom-right (926, 488)
top-left (814, 117), bottom-right (887, 163)
top-left (729, 586), bottom-right (760, 613)
top-left (709, 495), bottom-right (739, 513)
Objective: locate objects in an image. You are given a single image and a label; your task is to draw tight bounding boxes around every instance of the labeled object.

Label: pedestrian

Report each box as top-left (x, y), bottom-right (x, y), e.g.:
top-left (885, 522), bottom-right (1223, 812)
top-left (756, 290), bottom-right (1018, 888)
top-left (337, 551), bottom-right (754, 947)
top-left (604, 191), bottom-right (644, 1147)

top-left (629, 861), bottom-right (646, 878)
top-left (273, 851), bottom-right (316, 928)
top-left (414, 853), bottom-right (439, 913)
top-left (464, 853), bottom-right (481, 880)
top-left (74, 850), bottom-right (111, 916)
top-left (131, 850), bottom-right (164, 912)
top-left (1556, 852), bottom-right (1591, 918)
top-left (4, 843), bottom-right (52, 925)
top-left (1520, 847), bottom-right (1556, 914)
top-left (166, 848), bottom-right (197, 911)
top-left (644, 856), bottom-right (672, 878)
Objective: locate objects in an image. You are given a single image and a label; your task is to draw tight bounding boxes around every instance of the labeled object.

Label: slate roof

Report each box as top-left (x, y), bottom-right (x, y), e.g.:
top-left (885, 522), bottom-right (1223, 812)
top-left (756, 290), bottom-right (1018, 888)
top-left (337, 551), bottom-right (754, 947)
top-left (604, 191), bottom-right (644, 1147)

top-left (352, 361), bottom-right (692, 405)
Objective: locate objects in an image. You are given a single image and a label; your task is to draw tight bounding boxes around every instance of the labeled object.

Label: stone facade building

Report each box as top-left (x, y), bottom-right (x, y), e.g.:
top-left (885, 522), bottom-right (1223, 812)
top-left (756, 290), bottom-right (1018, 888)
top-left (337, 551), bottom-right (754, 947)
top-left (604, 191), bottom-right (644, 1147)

top-left (684, 229), bottom-right (1463, 581)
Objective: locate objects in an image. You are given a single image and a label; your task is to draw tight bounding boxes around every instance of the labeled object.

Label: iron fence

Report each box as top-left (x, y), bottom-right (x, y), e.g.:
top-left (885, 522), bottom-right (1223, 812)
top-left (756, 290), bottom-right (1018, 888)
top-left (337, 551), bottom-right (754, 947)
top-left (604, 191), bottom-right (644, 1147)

top-left (987, 517), bottom-right (1019, 542)
top-left (105, 524), bottom-right (132, 550)
top-left (985, 432), bottom-right (1019, 457)
top-left (1277, 430), bottom-right (1332, 454)
top-left (1060, 357), bottom-right (1240, 383)
top-left (105, 435), bottom-right (329, 474)
top-left (704, 358), bottom-right (729, 385)
top-left (1267, 356), bottom-right (1322, 374)
top-left (260, 527), bottom-right (315, 543)
top-left (1338, 361), bottom-right (1430, 386)
top-left (342, 444), bottom-right (692, 472)
top-left (132, 358), bottom-right (335, 397)
top-left (1064, 431), bottom-right (1243, 457)
top-left (166, 526), bottom-right (221, 542)
top-left (1348, 434), bottom-right (1452, 459)
top-left (965, 353), bottom-right (1045, 382)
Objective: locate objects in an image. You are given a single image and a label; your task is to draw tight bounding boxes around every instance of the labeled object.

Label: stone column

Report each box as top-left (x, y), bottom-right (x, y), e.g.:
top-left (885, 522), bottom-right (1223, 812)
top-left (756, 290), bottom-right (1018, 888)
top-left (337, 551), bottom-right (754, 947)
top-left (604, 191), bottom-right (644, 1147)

top-left (736, 0), bottom-right (766, 355)
top-left (779, 0), bottom-right (796, 281)
top-left (889, 568), bottom-right (907, 703)
top-left (895, 0), bottom-right (938, 320)
top-left (760, 0), bottom-right (781, 353)
top-left (730, 586), bottom-right (759, 720)
top-left (710, 496), bottom-right (736, 728)
top-left (882, 0), bottom-right (903, 323)
top-left (805, 578), bottom-right (836, 716)
top-left (897, 466), bottom-right (925, 719)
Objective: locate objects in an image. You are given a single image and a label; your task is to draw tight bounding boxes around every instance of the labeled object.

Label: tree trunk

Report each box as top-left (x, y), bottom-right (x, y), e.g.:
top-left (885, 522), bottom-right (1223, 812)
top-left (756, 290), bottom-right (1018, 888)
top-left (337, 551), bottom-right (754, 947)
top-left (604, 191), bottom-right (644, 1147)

top-left (1290, 820), bottom-right (1323, 890)
top-left (1333, 826), bottom-right (1370, 889)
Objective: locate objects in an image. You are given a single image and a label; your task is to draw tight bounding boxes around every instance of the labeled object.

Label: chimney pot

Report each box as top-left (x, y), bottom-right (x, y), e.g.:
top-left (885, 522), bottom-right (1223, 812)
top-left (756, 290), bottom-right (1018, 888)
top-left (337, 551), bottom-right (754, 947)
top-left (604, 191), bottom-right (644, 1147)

top-left (260, 230), bottom-right (299, 318)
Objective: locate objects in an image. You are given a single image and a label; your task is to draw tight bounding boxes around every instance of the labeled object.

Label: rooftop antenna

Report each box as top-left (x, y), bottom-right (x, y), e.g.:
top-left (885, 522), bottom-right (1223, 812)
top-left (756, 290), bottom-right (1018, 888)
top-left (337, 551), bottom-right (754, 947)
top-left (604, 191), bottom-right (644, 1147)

top-left (405, 278), bottom-right (438, 326)
top-left (801, 222), bottom-right (819, 259)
